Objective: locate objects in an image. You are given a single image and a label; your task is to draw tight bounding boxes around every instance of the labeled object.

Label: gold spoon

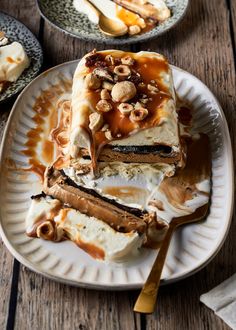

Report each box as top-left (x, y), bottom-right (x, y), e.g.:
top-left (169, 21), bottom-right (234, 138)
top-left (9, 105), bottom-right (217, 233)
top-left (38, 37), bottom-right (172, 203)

top-left (133, 204), bottom-right (209, 313)
top-left (84, 0), bottom-right (128, 37)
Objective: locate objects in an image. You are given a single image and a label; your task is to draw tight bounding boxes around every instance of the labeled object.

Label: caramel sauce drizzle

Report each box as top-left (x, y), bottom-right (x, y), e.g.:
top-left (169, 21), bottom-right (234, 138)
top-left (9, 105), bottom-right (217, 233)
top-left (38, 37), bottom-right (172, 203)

top-left (6, 56), bottom-right (21, 64)
top-left (82, 52), bottom-right (172, 163)
top-left (22, 77), bottom-right (72, 181)
top-left (75, 239), bottom-right (105, 260)
top-left (102, 185), bottom-right (148, 205)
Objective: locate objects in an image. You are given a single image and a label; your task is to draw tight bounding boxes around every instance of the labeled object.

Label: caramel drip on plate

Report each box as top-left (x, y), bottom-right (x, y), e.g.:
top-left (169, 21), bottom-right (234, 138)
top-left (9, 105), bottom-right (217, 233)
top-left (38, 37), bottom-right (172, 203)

top-left (102, 185), bottom-right (148, 205)
top-left (159, 134), bottom-right (211, 208)
top-left (21, 77), bottom-right (72, 181)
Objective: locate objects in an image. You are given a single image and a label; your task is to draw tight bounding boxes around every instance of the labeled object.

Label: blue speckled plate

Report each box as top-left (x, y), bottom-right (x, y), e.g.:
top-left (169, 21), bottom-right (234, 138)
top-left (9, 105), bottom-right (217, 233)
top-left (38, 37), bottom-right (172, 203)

top-left (37, 0), bottom-right (189, 45)
top-left (0, 12), bottom-right (43, 103)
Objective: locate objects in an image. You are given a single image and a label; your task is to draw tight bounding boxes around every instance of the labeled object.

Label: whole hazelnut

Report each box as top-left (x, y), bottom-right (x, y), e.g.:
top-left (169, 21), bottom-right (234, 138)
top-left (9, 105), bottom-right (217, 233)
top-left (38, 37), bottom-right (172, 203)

top-left (111, 81), bottom-right (137, 103)
top-left (84, 73), bottom-right (101, 90)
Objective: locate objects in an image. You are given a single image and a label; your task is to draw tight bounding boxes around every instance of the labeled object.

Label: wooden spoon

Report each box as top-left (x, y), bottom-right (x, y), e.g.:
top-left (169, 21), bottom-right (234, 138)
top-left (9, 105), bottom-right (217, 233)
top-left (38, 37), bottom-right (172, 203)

top-left (84, 0), bottom-right (128, 37)
top-left (133, 203), bottom-right (209, 313)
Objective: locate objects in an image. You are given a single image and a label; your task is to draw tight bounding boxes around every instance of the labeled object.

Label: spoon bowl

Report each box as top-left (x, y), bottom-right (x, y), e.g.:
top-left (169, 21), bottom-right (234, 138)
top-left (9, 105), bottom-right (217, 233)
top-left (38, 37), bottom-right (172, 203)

top-left (85, 0), bottom-right (128, 37)
top-left (98, 15), bottom-right (128, 37)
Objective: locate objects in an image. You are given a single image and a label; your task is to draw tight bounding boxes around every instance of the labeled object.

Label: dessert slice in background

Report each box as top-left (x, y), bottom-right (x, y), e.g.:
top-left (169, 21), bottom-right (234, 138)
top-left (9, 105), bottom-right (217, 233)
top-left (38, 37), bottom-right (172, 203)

top-left (0, 33), bottom-right (30, 92)
top-left (113, 0), bottom-right (171, 22)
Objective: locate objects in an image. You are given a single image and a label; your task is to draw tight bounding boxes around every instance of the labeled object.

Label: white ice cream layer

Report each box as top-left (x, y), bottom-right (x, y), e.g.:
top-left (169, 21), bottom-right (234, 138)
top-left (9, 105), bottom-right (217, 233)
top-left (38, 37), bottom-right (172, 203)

top-left (55, 208), bottom-right (143, 262)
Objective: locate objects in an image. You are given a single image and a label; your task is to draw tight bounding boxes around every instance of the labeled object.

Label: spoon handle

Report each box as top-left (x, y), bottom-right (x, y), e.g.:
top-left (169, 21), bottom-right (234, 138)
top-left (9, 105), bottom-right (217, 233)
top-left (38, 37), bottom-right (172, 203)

top-left (133, 222), bottom-right (176, 313)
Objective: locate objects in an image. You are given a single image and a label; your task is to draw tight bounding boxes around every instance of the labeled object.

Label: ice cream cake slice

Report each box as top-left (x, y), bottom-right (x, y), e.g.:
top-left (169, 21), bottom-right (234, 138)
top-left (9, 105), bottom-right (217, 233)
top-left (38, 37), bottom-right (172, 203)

top-left (69, 50), bottom-right (183, 169)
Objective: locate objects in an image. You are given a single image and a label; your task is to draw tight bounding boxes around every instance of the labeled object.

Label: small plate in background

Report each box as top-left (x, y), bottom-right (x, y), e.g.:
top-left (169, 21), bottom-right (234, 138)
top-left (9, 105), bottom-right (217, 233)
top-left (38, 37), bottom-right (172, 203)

top-left (37, 0), bottom-right (189, 45)
top-left (0, 12), bottom-right (43, 103)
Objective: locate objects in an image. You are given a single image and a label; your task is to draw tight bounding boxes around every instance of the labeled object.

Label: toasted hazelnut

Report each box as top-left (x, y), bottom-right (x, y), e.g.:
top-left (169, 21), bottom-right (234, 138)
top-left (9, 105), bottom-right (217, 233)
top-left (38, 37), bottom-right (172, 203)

top-left (130, 108), bottom-right (148, 122)
top-left (105, 54), bottom-right (115, 65)
top-left (105, 130), bottom-right (113, 140)
top-left (118, 103), bottom-right (134, 115)
top-left (147, 84), bottom-right (159, 94)
top-left (89, 112), bottom-right (103, 131)
top-left (129, 25), bottom-right (141, 35)
top-left (84, 73), bottom-right (101, 90)
top-left (101, 89), bottom-right (111, 100)
top-left (96, 99), bottom-right (113, 112)
top-left (114, 65), bottom-right (131, 77)
top-left (111, 81), bottom-right (136, 103)
top-left (121, 56), bottom-right (135, 66)
top-left (102, 81), bottom-right (114, 91)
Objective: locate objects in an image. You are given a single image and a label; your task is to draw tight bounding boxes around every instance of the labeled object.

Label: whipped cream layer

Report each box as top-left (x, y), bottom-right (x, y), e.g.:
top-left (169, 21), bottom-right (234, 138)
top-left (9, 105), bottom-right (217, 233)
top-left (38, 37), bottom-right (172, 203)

top-left (0, 41), bottom-right (30, 83)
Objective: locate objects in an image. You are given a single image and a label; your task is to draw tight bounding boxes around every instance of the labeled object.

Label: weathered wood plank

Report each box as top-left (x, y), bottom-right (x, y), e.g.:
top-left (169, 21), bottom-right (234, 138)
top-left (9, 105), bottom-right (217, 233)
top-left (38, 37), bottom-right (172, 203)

top-left (0, 239), bottom-right (14, 329)
top-left (15, 266), bottom-right (140, 330)
top-left (42, 20), bottom-right (132, 67)
top-left (1, 0), bottom-right (41, 36)
top-left (141, 0), bottom-right (236, 328)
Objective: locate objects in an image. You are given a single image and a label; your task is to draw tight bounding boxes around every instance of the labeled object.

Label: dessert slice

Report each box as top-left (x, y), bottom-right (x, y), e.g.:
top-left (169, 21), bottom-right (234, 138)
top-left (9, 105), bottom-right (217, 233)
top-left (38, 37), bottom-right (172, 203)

top-left (43, 166), bottom-right (151, 234)
top-left (0, 36), bottom-right (30, 92)
top-left (69, 50), bottom-right (183, 169)
top-left (25, 194), bottom-right (143, 262)
top-left (113, 0), bottom-right (171, 22)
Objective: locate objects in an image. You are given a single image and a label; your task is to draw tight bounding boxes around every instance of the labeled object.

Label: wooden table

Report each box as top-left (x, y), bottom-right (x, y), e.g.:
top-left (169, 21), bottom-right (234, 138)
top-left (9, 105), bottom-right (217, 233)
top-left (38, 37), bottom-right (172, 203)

top-left (0, 1), bottom-right (236, 329)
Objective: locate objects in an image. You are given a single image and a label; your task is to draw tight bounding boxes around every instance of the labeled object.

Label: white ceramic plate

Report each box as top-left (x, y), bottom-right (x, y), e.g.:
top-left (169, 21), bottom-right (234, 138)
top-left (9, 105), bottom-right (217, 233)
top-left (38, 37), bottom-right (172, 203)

top-left (0, 61), bottom-right (233, 290)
